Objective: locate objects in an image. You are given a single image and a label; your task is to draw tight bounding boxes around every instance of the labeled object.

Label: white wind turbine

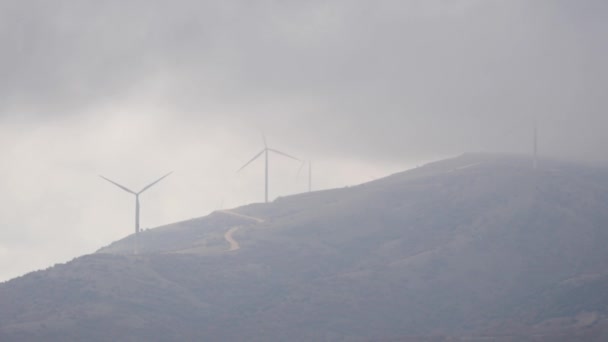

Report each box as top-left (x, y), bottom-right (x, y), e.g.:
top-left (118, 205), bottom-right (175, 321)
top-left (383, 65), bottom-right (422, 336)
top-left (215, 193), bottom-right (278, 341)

top-left (297, 160), bottom-right (313, 192)
top-left (238, 135), bottom-right (300, 203)
top-left (99, 172), bottom-right (173, 235)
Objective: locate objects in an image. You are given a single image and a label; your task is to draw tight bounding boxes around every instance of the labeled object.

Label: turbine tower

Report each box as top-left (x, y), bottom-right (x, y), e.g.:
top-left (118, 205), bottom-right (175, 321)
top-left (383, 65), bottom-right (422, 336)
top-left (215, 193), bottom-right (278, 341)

top-left (100, 172), bottom-right (173, 235)
top-left (297, 160), bottom-right (313, 192)
top-left (308, 160), bottom-right (312, 192)
top-left (238, 135), bottom-right (299, 203)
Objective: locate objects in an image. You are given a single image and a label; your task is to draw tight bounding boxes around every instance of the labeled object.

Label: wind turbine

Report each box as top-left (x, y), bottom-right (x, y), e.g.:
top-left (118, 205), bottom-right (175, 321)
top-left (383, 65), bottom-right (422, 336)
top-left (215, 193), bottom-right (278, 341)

top-left (297, 160), bottom-right (312, 192)
top-left (238, 135), bottom-right (299, 203)
top-left (99, 172), bottom-right (173, 235)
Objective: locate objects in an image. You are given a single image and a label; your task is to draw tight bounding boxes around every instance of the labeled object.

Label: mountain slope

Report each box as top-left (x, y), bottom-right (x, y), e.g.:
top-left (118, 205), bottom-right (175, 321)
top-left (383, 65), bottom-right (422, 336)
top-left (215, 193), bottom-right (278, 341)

top-left (2, 153), bottom-right (608, 341)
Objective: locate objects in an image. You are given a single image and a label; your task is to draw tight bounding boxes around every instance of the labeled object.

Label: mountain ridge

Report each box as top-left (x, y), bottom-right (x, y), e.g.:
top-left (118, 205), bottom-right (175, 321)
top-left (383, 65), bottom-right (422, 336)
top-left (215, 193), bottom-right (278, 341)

top-left (2, 153), bottom-right (608, 341)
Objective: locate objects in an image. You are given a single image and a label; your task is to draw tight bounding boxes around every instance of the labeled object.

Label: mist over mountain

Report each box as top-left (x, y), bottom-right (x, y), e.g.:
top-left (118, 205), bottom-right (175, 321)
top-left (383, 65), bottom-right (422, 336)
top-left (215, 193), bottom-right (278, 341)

top-left (2, 154), bottom-right (608, 341)
top-left (2, 1), bottom-right (608, 340)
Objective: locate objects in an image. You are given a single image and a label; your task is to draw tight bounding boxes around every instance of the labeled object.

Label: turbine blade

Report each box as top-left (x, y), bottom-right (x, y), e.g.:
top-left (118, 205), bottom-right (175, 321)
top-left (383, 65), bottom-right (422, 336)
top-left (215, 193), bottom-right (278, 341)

top-left (262, 132), bottom-right (267, 148)
top-left (138, 171), bottom-right (173, 194)
top-left (237, 149), bottom-right (265, 172)
top-left (269, 148), bottom-right (300, 161)
top-left (99, 176), bottom-right (136, 195)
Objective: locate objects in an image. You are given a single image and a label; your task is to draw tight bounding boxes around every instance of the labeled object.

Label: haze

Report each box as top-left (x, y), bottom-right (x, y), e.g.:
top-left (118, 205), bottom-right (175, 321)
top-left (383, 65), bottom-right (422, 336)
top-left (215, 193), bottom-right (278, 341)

top-left (0, 0), bottom-right (607, 282)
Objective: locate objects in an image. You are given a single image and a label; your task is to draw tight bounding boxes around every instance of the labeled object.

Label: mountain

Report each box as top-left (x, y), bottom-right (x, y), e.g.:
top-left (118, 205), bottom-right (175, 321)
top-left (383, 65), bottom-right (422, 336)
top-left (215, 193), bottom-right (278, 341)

top-left (2, 153), bottom-right (608, 341)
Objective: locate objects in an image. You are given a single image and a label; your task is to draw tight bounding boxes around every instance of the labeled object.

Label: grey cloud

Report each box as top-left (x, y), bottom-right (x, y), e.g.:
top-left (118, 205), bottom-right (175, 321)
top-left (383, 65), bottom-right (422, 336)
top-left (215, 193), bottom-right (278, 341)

top-left (2, 0), bottom-right (607, 163)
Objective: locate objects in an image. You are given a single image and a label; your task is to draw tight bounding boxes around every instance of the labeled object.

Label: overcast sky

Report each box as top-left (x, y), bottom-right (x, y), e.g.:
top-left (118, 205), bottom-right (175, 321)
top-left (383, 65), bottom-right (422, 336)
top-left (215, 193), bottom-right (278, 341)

top-left (0, 0), bottom-right (607, 282)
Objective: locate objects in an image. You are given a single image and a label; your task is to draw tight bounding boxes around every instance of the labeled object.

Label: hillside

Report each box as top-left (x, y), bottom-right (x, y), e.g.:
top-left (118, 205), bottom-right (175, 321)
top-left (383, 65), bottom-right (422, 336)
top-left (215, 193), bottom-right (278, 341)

top-left (2, 153), bottom-right (608, 341)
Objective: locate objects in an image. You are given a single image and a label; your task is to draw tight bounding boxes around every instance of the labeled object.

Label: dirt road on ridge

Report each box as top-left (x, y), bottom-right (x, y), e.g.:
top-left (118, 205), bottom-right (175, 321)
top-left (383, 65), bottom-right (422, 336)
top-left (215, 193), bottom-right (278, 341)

top-left (217, 210), bottom-right (265, 252)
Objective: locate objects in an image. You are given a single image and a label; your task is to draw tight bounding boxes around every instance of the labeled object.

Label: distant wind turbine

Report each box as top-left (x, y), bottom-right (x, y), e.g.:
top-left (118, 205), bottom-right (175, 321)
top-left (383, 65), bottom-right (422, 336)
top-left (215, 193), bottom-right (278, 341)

top-left (238, 135), bottom-right (300, 203)
top-left (99, 172), bottom-right (173, 235)
top-left (297, 160), bottom-right (312, 192)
